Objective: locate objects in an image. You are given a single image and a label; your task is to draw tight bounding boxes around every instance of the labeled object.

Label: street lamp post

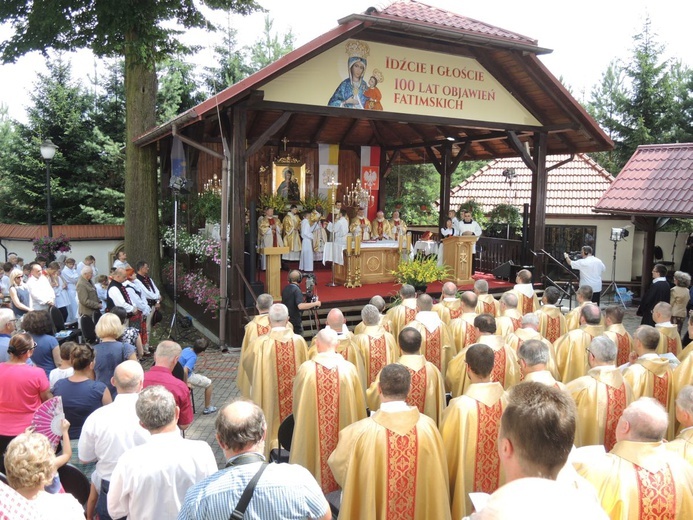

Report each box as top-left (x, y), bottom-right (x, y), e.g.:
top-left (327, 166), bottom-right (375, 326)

top-left (40, 139), bottom-right (58, 238)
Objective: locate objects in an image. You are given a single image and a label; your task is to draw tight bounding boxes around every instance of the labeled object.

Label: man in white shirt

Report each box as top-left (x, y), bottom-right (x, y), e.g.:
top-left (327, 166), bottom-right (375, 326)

top-left (457, 210), bottom-right (483, 269)
top-left (564, 246), bottom-right (605, 305)
top-left (108, 385), bottom-right (217, 520)
top-left (79, 360), bottom-right (150, 520)
top-left (106, 267), bottom-right (138, 315)
top-left (25, 262), bottom-right (54, 311)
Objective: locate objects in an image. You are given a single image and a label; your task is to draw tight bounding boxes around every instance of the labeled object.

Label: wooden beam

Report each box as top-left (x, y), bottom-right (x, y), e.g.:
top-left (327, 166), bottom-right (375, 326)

top-left (311, 116), bottom-right (330, 142)
top-left (245, 111), bottom-right (292, 159)
top-left (506, 130), bottom-right (536, 171)
top-left (382, 150), bottom-right (401, 179)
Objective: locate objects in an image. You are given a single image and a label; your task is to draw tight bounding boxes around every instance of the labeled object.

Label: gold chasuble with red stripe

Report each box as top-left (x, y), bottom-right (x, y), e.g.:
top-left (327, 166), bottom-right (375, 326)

top-left (328, 406), bottom-right (451, 520)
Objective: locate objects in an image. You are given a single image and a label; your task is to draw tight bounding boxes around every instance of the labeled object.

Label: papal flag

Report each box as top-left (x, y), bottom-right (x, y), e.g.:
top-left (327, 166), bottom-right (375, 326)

top-left (318, 143), bottom-right (339, 196)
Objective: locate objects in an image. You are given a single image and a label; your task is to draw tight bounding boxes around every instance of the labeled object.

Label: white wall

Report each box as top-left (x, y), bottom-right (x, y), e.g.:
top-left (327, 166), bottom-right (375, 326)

top-left (546, 217), bottom-right (633, 281)
top-left (0, 239), bottom-right (124, 271)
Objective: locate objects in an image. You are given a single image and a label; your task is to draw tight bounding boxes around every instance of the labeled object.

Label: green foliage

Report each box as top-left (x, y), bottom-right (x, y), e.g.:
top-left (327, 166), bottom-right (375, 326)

top-left (257, 193), bottom-right (288, 215)
top-left (0, 58), bottom-right (125, 224)
top-left (203, 14), bottom-right (253, 93)
top-left (301, 193), bottom-right (328, 213)
top-left (190, 190), bottom-right (222, 226)
top-left (157, 56), bottom-right (206, 123)
top-left (384, 160), bottom-right (487, 225)
top-left (587, 18), bottom-right (693, 173)
top-left (487, 203), bottom-right (521, 238)
top-left (454, 198), bottom-right (488, 228)
top-left (248, 15), bottom-right (296, 72)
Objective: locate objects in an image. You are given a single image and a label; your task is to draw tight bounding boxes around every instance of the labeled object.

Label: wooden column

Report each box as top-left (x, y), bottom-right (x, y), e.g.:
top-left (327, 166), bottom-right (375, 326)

top-left (634, 216), bottom-right (658, 291)
top-left (227, 106), bottom-right (247, 348)
top-left (438, 143), bottom-right (452, 231)
top-left (528, 132), bottom-right (548, 277)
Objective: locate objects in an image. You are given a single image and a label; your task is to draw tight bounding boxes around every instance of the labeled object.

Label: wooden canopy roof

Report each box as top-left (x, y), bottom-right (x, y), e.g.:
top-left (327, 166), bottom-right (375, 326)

top-left (135, 0), bottom-right (612, 163)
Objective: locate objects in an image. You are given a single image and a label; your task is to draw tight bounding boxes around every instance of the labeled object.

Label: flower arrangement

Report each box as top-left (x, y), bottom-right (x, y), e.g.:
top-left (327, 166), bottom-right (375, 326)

top-left (182, 270), bottom-right (220, 317)
top-left (162, 261), bottom-right (220, 317)
top-left (391, 256), bottom-right (450, 287)
top-left (32, 234), bottom-right (71, 258)
top-left (161, 226), bottom-right (222, 264)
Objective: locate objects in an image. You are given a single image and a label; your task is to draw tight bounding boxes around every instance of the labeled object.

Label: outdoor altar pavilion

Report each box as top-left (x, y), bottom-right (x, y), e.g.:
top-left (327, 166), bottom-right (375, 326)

top-left (134, 0), bottom-right (612, 348)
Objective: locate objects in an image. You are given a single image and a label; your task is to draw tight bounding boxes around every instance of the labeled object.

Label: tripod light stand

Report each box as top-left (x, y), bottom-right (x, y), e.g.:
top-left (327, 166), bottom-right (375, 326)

top-left (602, 227), bottom-right (629, 309)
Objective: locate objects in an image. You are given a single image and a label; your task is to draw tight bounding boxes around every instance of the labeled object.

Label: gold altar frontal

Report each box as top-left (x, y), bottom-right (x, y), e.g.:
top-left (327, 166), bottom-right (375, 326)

top-left (335, 241), bottom-right (400, 286)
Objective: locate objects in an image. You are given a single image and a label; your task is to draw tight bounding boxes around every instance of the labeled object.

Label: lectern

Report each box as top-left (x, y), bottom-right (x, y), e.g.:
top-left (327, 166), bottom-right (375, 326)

top-left (261, 246), bottom-right (289, 299)
top-left (441, 235), bottom-right (478, 285)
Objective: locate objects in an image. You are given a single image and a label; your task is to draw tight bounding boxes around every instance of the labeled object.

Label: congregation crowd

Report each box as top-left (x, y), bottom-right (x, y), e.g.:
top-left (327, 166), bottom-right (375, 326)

top-left (2, 243), bottom-right (693, 519)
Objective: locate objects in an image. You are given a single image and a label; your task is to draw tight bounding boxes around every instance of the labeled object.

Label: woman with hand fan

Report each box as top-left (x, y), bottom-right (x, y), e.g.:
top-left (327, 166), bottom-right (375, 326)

top-left (0, 333), bottom-right (52, 473)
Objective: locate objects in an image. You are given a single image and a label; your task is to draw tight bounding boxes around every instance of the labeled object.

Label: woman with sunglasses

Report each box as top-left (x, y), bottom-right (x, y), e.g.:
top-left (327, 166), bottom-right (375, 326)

top-left (0, 332), bottom-right (52, 473)
top-left (8, 269), bottom-right (31, 319)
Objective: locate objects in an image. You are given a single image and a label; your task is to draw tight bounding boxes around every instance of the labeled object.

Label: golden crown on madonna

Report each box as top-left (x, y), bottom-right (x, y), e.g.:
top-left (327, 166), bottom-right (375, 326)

top-left (345, 40), bottom-right (370, 60)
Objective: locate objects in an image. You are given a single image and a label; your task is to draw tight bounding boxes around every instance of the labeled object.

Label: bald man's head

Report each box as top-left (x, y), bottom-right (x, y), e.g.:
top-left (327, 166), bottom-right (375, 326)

top-left (618, 398), bottom-right (669, 443)
top-left (326, 308), bottom-right (345, 331)
top-left (417, 293), bottom-right (433, 312)
top-left (442, 282), bottom-right (458, 297)
top-left (315, 328), bottom-right (339, 353)
top-left (112, 360), bottom-right (144, 394)
top-left (216, 399), bottom-right (267, 453)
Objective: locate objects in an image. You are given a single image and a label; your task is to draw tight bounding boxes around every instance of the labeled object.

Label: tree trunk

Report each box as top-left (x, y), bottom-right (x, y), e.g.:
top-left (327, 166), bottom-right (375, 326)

top-left (124, 31), bottom-right (160, 283)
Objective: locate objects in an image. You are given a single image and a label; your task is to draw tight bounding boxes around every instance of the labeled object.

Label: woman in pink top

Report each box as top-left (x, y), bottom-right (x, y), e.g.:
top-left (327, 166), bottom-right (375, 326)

top-left (0, 333), bottom-right (52, 473)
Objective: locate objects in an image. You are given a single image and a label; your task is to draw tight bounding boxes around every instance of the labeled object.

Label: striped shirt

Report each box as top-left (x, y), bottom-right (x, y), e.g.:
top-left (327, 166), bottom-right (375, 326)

top-left (178, 460), bottom-right (328, 520)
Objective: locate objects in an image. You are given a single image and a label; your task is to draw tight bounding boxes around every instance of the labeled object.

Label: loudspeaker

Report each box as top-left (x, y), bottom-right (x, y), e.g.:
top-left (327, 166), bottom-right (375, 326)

top-left (245, 281), bottom-right (266, 308)
top-left (492, 261), bottom-right (515, 280)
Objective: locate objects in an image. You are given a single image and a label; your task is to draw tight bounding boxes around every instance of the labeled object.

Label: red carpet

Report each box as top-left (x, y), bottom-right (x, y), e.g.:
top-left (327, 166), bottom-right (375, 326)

top-left (257, 264), bottom-right (513, 305)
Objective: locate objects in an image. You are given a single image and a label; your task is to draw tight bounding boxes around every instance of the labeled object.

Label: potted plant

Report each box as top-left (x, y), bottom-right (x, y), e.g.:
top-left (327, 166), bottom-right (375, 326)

top-left (32, 234), bottom-right (71, 261)
top-left (488, 203), bottom-right (521, 239)
top-left (391, 257), bottom-right (450, 293)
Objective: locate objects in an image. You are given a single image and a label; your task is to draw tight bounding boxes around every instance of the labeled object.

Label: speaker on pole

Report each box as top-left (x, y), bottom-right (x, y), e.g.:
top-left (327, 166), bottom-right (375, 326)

top-left (492, 261), bottom-right (515, 280)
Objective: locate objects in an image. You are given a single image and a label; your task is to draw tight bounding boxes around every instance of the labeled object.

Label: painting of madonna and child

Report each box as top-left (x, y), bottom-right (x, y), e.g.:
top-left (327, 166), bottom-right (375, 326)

top-left (328, 40), bottom-right (384, 111)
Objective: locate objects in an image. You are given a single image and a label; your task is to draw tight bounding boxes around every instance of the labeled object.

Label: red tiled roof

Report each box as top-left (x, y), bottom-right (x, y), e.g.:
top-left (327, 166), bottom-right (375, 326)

top-left (376, 0), bottom-right (538, 46)
top-left (0, 224), bottom-right (124, 241)
top-left (445, 154), bottom-right (613, 216)
top-left (594, 143), bottom-right (693, 218)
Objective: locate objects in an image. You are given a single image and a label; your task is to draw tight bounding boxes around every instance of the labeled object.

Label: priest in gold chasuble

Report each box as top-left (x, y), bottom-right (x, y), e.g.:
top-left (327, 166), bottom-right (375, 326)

top-left (328, 364), bottom-right (451, 520)
top-left (623, 325), bottom-right (676, 441)
top-left (244, 304), bottom-right (307, 458)
top-left (441, 344), bottom-right (507, 519)
top-left (432, 282), bottom-right (465, 323)
top-left (474, 279), bottom-right (500, 317)
top-left (566, 336), bottom-right (633, 451)
top-left (666, 385), bottom-right (693, 466)
top-left (386, 284), bottom-right (419, 340)
top-left (404, 293), bottom-right (455, 378)
top-left (352, 304), bottom-right (398, 386)
top-left (653, 302), bottom-right (683, 357)
top-left (603, 305), bottom-right (634, 367)
top-left (291, 328), bottom-right (366, 494)
top-left (575, 398), bottom-right (693, 520)
top-left (535, 286), bottom-right (568, 344)
top-left (367, 327), bottom-right (445, 426)
top-left (237, 293), bottom-right (274, 398)
top-left (554, 303), bottom-right (604, 383)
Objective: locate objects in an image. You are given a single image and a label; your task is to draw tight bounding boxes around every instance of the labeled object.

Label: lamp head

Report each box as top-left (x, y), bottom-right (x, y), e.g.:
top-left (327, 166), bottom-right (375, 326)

top-left (40, 139), bottom-right (58, 161)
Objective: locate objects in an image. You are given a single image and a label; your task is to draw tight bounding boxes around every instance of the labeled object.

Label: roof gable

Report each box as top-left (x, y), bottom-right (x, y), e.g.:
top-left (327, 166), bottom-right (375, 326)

top-left (594, 143), bottom-right (693, 218)
top-left (447, 154), bottom-right (613, 215)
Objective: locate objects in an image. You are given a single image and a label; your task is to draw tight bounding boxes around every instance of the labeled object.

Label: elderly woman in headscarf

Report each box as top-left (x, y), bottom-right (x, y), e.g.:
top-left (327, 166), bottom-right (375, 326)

top-left (328, 41), bottom-right (370, 108)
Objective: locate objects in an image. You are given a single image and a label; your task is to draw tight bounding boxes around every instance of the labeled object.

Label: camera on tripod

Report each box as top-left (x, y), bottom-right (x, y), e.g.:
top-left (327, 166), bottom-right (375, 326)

top-left (304, 273), bottom-right (318, 303)
top-left (567, 250), bottom-right (582, 261)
